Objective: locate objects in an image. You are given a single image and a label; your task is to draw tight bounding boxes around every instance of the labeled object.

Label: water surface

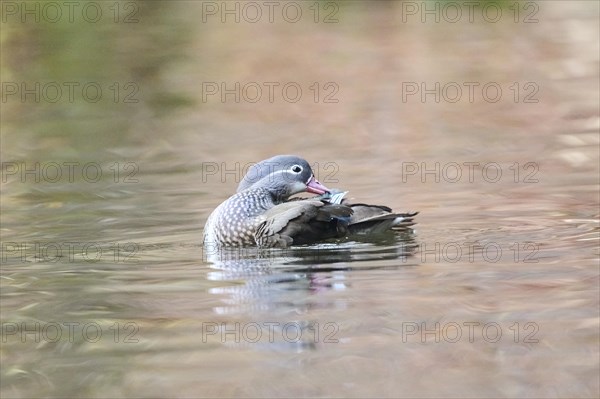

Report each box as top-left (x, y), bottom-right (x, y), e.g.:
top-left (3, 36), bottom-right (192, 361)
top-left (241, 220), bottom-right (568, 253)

top-left (1, 1), bottom-right (599, 398)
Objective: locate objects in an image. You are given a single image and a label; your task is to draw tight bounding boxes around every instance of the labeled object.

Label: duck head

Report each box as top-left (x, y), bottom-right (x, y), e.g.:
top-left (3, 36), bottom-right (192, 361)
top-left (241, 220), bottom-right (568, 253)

top-left (237, 155), bottom-right (330, 201)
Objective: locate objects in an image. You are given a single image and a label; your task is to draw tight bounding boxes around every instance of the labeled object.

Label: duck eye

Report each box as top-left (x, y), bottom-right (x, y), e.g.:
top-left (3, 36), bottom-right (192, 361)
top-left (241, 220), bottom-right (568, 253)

top-left (291, 165), bottom-right (303, 174)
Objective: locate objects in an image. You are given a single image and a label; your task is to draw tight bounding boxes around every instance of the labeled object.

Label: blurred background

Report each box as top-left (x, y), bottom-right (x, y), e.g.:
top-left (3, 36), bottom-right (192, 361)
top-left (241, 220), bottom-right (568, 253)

top-left (1, 1), bottom-right (599, 398)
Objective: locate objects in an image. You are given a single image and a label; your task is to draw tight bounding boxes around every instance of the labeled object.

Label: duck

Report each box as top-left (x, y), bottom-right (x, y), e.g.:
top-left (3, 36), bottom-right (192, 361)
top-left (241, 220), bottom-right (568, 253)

top-left (203, 155), bottom-right (417, 248)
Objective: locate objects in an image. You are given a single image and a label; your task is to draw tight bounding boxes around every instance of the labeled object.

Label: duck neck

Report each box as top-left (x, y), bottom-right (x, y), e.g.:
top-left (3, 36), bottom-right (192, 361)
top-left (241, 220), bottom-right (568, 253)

top-left (251, 181), bottom-right (290, 204)
top-left (268, 188), bottom-right (289, 204)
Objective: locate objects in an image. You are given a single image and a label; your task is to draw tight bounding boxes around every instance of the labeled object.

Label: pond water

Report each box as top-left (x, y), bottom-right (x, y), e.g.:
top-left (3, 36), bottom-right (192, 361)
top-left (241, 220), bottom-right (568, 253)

top-left (1, 1), bottom-right (599, 398)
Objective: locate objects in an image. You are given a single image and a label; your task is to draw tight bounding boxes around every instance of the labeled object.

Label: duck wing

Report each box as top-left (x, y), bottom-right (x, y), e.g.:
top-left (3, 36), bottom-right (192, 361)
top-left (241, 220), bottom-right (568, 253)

top-left (346, 203), bottom-right (418, 235)
top-left (255, 200), bottom-right (353, 247)
top-left (319, 190), bottom-right (418, 234)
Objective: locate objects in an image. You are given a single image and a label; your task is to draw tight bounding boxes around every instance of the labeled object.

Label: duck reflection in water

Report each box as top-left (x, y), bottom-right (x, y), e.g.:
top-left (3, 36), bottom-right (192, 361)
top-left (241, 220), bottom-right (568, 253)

top-left (202, 155), bottom-right (418, 351)
top-left (202, 236), bottom-right (418, 351)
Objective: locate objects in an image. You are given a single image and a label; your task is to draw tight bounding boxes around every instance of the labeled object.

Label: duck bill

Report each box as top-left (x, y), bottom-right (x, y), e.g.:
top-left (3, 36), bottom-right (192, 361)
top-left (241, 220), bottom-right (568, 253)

top-left (306, 175), bottom-right (330, 195)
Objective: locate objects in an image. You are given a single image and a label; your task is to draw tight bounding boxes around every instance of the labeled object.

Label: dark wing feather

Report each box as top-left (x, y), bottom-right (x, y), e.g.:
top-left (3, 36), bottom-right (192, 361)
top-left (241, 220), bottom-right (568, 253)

top-left (347, 203), bottom-right (418, 235)
top-left (255, 200), bottom-right (353, 247)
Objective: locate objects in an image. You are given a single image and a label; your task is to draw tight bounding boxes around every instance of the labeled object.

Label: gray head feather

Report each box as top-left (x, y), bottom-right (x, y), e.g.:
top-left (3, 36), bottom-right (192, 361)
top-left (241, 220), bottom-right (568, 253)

top-left (237, 155), bottom-right (315, 200)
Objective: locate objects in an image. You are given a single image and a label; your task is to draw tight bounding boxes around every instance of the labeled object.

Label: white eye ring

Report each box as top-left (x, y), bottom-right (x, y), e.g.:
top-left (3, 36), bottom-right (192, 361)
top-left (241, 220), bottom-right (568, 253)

top-left (290, 165), bottom-right (303, 174)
